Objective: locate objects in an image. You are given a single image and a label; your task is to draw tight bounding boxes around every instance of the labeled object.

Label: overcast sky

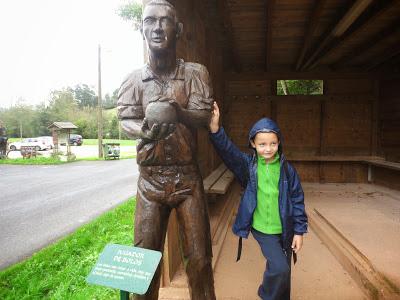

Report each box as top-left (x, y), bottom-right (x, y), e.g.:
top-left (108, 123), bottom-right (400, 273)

top-left (0, 0), bottom-right (144, 108)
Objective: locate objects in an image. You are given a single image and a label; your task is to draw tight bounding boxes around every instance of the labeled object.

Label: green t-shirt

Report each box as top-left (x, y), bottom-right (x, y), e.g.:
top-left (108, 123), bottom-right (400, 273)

top-left (252, 153), bottom-right (282, 234)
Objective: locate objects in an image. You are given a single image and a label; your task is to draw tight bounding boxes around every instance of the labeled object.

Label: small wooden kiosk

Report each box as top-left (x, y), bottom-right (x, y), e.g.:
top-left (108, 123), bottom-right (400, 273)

top-left (48, 122), bottom-right (78, 156)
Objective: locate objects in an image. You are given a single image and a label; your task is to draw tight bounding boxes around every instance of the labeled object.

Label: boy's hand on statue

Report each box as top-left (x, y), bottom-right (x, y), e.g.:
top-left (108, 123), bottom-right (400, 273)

top-left (209, 101), bottom-right (220, 133)
top-left (291, 235), bottom-right (303, 253)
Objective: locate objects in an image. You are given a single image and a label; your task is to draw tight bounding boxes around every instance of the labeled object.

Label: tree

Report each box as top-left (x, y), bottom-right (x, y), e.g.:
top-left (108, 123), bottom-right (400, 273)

top-left (74, 107), bottom-right (98, 138)
top-left (73, 84), bottom-right (97, 108)
top-left (0, 100), bottom-right (36, 138)
top-left (103, 89), bottom-right (119, 109)
top-left (117, 1), bottom-right (143, 30)
top-left (277, 80), bottom-right (323, 95)
top-left (48, 88), bottom-right (78, 122)
top-left (106, 115), bottom-right (120, 139)
top-left (32, 103), bottom-right (52, 136)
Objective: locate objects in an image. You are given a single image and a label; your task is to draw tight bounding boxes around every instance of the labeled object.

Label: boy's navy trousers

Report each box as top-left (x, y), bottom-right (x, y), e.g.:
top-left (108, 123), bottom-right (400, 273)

top-left (252, 228), bottom-right (292, 300)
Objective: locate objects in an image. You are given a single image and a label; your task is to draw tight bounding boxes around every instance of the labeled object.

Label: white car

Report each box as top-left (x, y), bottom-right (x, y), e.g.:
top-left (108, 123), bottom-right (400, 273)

top-left (37, 136), bottom-right (54, 149)
top-left (9, 138), bottom-right (49, 151)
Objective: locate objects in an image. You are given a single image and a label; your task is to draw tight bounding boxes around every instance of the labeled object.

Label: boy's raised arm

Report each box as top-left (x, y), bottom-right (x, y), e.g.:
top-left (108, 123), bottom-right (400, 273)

top-left (209, 101), bottom-right (250, 187)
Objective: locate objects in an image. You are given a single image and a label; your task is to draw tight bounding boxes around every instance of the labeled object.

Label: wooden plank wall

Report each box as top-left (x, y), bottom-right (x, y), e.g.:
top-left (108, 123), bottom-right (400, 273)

top-left (223, 77), bottom-right (377, 182)
top-left (172, 0), bottom-right (223, 178)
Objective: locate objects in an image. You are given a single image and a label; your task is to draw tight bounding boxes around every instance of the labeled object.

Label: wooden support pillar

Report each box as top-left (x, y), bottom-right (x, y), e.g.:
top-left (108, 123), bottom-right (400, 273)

top-left (367, 164), bottom-right (373, 183)
top-left (371, 80), bottom-right (379, 156)
top-left (270, 79), bottom-right (277, 96)
top-left (269, 79), bottom-right (277, 119)
top-left (319, 99), bottom-right (326, 183)
top-left (270, 80), bottom-right (277, 121)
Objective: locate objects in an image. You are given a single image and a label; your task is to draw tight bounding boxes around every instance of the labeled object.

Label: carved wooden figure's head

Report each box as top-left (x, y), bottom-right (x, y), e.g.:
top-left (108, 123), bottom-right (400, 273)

top-left (141, 0), bottom-right (183, 54)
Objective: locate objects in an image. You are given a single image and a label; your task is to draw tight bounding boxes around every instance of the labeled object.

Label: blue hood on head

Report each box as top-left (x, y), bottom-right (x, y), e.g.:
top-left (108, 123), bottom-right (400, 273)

top-left (248, 118), bottom-right (283, 151)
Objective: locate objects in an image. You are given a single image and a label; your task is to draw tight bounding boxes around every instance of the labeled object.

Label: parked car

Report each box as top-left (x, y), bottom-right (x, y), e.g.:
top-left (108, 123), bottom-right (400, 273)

top-left (37, 136), bottom-right (54, 149)
top-left (9, 138), bottom-right (48, 151)
top-left (69, 134), bottom-right (83, 146)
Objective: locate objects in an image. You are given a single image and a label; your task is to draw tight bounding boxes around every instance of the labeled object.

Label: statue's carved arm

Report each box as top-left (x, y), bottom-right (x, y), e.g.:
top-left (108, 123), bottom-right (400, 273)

top-left (120, 119), bottom-right (143, 140)
top-left (176, 108), bottom-right (211, 129)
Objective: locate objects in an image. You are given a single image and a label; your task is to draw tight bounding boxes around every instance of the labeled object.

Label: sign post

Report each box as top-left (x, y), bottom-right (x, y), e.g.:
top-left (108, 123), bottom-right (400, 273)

top-left (87, 244), bottom-right (162, 297)
top-left (120, 290), bottom-right (129, 300)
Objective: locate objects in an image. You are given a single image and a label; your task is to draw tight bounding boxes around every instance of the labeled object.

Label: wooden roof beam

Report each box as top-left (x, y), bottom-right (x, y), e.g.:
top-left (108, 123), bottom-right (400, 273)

top-left (300, 0), bottom-right (373, 71)
top-left (333, 19), bottom-right (400, 69)
top-left (218, 0), bottom-right (242, 72)
top-left (365, 42), bottom-right (400, 71)
top-left (308, 0), bottom-right (398, 70)
top-left (378, 53), bottom-right (400, 72)
top-left (264, 0), bottom-right (275, 71)
top-left (295, 0), bottom-right (327, 71)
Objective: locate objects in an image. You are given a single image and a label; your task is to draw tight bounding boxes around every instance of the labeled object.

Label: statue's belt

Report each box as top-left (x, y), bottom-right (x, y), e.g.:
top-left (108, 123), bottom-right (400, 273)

top-left (139, 164), bottom-right (198, 176)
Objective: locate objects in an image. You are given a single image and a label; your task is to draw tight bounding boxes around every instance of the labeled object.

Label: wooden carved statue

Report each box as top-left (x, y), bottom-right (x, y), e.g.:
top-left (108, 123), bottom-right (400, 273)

top-left (117, 0), bottom-right (216, 299)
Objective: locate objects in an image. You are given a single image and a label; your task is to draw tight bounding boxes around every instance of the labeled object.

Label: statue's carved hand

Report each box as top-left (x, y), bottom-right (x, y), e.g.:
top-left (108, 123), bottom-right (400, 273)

top-left (140, 118), bottom-right (176, 141)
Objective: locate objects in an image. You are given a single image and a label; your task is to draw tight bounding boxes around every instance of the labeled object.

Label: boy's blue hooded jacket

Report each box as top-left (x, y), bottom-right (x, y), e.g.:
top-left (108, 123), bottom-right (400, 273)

top-left (210, 118), bottom-right (308, 250)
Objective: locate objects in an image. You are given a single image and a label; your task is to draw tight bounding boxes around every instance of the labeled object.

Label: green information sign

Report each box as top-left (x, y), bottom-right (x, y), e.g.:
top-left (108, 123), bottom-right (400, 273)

top-left (86, 244), bottom-right (162, 295)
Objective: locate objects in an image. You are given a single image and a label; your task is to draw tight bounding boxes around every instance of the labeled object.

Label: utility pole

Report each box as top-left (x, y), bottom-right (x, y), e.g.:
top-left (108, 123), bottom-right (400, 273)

top-left (19, 120), bottom-right (23, 140)
top-left (98, 44), bottom-right (103, 158)
top-left (118, 121), bottom-right (122, 141)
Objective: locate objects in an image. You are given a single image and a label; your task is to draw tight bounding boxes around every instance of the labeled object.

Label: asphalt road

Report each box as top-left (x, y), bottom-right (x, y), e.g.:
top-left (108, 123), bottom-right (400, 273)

top-left (0, 159), bottom-right (139, 270)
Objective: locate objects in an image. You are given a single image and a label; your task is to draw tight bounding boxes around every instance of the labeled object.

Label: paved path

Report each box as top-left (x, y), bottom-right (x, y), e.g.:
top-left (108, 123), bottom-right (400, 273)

top-left (0, 159), bottom-right (139, 270)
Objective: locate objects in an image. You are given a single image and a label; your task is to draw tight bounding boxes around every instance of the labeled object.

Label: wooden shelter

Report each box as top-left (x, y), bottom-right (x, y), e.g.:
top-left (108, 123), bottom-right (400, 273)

top-left (48, 121), bottom-right (78, 155)
top-left (141, 0), bottom-right (400, 298)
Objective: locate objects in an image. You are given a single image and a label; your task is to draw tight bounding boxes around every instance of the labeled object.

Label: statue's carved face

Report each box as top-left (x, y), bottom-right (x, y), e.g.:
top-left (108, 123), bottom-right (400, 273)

top-left (142, 5), bottom-right (177, 53)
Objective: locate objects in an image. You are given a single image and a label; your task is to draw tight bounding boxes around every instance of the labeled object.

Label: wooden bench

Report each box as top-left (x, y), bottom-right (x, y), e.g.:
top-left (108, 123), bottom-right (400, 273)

top-left (288, 155), bottom-right (400, 188)
top-left (362, 159), bottom-right (400, 171)
top-left (288, 155), bottom-right (400, 171)
top-left (203, 163), bottom-right (237, 254)
top-left (362, 159), bottom-right (400, 184)
top-left (203, 164), bottom-right (235, 195)
top-left (20, 146), bottom-right (37, 159)
top-left (288, 155), bottom-right (384, 162)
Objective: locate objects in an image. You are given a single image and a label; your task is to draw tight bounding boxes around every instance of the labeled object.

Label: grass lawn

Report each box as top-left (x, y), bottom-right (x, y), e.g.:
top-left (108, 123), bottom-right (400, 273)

top-left (0, 198), bottom-right (136, 300)
top-left (0, 156), bottom-right (65, 165)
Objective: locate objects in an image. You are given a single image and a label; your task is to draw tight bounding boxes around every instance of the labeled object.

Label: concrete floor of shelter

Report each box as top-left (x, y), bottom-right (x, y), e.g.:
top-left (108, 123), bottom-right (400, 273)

top-left (160, 183), bottom-right (399, 299)
top-left (213, 228), bottom-right (365, 300)
top-left (304, 183), bottom-right (400, 287)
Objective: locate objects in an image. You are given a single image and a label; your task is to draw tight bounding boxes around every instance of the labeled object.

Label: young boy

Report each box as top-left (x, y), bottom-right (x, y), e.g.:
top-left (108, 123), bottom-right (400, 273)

top-left (209, 102), bottom-right (307, 300)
